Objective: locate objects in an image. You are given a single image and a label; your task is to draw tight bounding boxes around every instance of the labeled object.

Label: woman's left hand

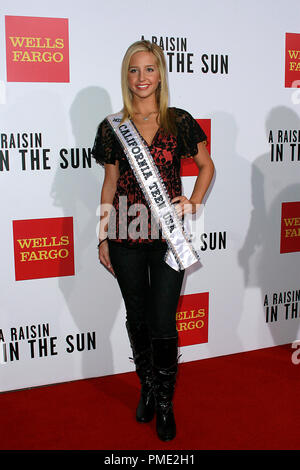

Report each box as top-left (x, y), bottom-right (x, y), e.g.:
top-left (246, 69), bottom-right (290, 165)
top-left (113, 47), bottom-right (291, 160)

top-left (171, 195), bottom-right (198, 216)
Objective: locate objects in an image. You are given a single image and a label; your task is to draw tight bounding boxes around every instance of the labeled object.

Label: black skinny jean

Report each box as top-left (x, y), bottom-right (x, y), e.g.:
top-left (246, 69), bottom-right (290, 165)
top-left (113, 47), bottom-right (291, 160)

top-left (108, 240), bottom-right (185, 338)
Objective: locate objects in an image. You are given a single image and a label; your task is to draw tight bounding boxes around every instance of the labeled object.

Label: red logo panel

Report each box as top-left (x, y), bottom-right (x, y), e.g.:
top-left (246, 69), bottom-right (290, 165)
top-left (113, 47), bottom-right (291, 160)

top-left (5, 16), bottom-right (69, 82)
top-left (180, 119), bottom-right (211, 177)
top-left (280, 202), bottom-right (300, 254)
top-left (176, 292), bottom-right (209, 347)
top-left (285, 33), bottom-right (300, 88)
top-left (13, 217), bottom-right (75, 281)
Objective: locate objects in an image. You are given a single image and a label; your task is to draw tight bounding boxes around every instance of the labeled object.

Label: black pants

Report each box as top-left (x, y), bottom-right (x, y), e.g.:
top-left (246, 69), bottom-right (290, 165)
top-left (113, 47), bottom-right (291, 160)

top-left (108, 241), bottom-right (185, 338)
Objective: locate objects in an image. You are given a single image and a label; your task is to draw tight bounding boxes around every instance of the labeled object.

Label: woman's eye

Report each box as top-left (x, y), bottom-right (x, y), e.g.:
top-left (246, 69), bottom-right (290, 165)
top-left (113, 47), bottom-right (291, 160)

top-left (146, 67), bottom-right (154, 72)
top-left (129, 68), bottom-right (137, 73)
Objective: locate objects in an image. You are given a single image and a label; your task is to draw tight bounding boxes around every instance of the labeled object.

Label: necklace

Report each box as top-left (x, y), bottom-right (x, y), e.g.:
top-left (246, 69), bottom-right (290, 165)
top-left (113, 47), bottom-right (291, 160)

top-left (134, 111), bottom-right (158, 121)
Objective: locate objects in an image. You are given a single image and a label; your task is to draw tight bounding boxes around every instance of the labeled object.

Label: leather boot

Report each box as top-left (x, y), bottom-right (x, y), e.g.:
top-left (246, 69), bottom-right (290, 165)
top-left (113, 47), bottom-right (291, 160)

top-left (126, 321), bottom-right (155, 423)
top-left (152, 336), bottom-right (178, 441)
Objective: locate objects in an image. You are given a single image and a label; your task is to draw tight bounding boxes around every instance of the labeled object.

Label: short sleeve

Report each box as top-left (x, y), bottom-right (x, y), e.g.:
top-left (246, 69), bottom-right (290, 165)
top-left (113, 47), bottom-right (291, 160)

top-left (91, 118), bottom-right (118, 166)
top-left (175, 108), bottom-right (207, 159)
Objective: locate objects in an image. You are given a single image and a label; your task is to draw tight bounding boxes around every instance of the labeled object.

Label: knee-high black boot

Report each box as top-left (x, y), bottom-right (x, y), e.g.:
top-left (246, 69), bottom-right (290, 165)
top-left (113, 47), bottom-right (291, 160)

top-left (126, 322), bottom-right (155, 423)
top-left (152, 336), bottom-right (178, 441)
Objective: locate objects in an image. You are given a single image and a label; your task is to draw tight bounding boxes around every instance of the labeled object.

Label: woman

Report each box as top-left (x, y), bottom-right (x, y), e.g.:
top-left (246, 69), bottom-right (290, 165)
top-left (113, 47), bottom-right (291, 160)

top-left (92, 40), bottom-right (214, 441)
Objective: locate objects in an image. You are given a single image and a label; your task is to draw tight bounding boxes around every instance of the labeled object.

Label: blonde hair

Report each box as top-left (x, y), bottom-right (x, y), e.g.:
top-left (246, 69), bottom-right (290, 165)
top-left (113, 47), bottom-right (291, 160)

top-left (121, 40), bottom-right (176, 135)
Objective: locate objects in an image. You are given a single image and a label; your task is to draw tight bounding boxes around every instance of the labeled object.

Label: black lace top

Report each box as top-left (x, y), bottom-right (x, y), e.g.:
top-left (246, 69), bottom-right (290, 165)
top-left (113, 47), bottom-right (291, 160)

top-left (92, 107), bottom-right (207, 244)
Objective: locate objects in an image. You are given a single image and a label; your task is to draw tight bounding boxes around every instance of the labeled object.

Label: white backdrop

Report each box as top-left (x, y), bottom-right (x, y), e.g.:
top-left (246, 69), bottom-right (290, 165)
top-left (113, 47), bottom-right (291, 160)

top-left (1, 0), bottom-right (300, 392)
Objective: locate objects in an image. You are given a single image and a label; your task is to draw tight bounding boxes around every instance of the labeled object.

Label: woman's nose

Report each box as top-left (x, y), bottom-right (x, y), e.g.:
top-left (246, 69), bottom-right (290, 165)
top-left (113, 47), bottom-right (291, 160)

top-left (138, 69), bottom-right (145, 81)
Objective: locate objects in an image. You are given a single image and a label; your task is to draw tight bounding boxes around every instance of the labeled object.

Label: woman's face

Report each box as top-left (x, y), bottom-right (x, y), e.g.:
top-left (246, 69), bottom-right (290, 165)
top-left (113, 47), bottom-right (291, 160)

top-left (127, 51), bottom-right (161, 102)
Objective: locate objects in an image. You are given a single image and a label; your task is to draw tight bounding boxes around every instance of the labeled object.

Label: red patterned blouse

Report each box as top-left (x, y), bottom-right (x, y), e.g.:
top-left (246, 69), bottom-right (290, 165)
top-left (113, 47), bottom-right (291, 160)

top-left (92, 108), bottom-right (206, 245)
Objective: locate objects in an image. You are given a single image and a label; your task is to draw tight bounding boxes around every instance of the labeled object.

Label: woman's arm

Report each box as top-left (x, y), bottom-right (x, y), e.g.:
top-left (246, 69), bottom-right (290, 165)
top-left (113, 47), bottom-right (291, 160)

top-left (172, 141), bottom-right (215, 214)
top-left (98, 162), bottom-right (120, 276)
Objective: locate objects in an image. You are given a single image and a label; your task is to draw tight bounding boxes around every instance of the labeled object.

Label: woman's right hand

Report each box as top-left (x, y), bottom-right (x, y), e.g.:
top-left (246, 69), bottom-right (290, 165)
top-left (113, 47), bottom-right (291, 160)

top-left (98, 240), bottom-right (115, 277)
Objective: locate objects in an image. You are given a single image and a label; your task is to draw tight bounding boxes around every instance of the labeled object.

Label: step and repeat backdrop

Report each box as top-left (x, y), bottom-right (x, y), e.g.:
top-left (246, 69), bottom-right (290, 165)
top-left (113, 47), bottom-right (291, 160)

top-left (1, 0), bottom-right (300, 392)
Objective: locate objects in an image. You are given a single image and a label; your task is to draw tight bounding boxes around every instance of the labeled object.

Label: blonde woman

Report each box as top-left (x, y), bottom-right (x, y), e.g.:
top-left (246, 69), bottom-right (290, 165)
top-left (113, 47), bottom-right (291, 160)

top-left (92, 40), bottom-right (214, 441)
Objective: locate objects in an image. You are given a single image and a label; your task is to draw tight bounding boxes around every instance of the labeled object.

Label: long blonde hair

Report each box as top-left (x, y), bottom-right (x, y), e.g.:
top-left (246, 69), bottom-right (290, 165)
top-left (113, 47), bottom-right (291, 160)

top-left (121, 40), bottom-right (176, 135)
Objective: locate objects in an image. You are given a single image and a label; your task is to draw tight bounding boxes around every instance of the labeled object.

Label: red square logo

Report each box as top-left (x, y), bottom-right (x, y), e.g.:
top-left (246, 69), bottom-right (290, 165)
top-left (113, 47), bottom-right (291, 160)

top-left (280, 202), bottom-right (300, 253)
top-left (285, 33), bottom-right (300, 88)
top-left (13, 217), bottom-right (75, 281)
top-left (180, 119), bottom-right (211, 177)
top-left (176, 292), bottom-right (209, 347)
top-left (5, 16), bottom-right (69, 82)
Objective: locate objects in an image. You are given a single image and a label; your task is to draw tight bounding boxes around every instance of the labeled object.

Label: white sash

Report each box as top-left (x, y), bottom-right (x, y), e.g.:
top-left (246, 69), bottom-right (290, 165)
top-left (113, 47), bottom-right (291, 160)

top-left (106, 112), bottom-right (200, 271)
